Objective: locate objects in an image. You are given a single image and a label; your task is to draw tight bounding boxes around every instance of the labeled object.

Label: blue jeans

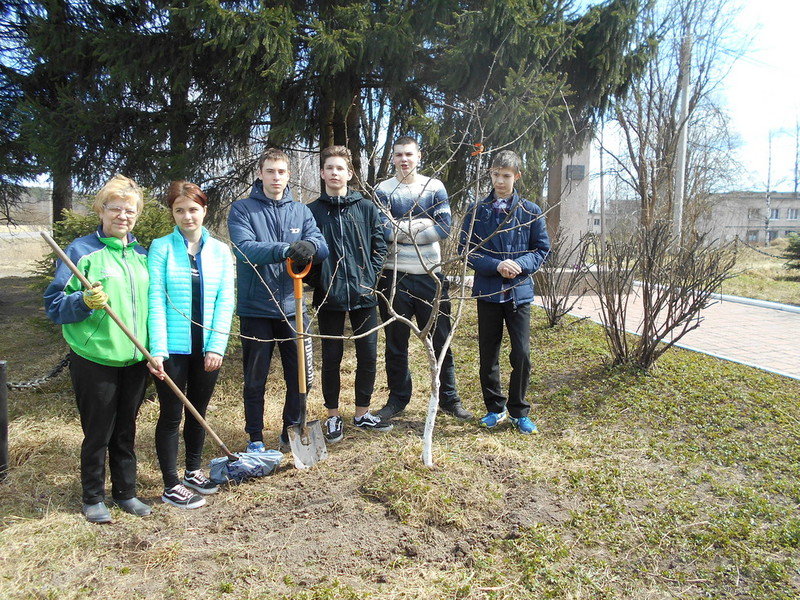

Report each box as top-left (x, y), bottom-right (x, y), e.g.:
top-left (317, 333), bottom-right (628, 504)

top-left (378, 270), bottom-right (459, 408)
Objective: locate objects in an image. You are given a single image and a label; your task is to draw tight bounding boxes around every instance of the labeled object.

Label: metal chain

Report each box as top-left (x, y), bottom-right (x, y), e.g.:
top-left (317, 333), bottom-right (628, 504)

top-left (738, 237), bottom-right (787, 259)
top-left (6, 354), bottom-right (70, 391)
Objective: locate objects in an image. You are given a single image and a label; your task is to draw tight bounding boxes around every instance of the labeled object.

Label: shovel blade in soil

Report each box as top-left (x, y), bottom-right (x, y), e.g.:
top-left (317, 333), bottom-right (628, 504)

top-left (286, 420), bottom-right (328, 469)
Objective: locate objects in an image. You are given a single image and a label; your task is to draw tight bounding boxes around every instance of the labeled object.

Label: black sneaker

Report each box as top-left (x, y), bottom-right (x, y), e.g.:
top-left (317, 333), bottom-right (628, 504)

top-left (278, 433), bottom-right (291, 453)
top-left (162, 484), bottom-right (206, 509)
top-left (183, 470), bottom-right (219, 495)
top-left (439, 400), bottom-right (473, 420)
top-left (374, 401), bottom-right (405, 421)
top-left (325, 416), bottom-right (344, 443)
top-left (353, 411), bottom-right (394, 432)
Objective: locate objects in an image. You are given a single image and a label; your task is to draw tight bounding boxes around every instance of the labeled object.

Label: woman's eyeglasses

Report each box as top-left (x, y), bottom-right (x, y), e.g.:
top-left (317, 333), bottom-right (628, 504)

top-left (103, 205), bottom-right (138, 218)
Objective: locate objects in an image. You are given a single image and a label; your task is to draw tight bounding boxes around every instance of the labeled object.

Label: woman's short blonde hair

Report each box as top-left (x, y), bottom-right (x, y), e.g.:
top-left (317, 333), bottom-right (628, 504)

top-left (92, 174), bottom-right (144, 215)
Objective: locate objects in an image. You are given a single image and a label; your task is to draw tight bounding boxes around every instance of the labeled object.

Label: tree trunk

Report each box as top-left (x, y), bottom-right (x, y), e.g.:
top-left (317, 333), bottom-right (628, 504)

top-left (546, 152), bottom-right (563, 240)
top-left (345, 87), bottom-right (362, 181)
top-left (51, 164), bottom-right (73, 224)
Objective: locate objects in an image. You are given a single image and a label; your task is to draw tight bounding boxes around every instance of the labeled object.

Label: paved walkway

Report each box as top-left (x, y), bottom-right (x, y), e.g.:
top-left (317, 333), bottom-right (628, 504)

top-left (536, 286), bottom-right (800, 381)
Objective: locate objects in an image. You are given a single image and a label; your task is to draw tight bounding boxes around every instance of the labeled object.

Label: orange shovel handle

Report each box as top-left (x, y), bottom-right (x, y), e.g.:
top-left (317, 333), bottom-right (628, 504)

top-left (287, 257), bottom-right (312, 298)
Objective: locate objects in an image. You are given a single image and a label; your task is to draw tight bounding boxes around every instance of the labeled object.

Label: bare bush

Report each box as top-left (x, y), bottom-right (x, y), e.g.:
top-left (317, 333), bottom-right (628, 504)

top-left (535, 229), bottom-right (592, 327)
top-left (591, 222), bottom-right (736, 370)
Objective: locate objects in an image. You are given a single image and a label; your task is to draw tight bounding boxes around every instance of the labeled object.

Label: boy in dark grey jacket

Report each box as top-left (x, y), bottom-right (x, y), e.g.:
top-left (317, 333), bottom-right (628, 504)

top-left (459, 150), bottom-right (550, 435)
top-left (308, 146), bottom-right (391, 443)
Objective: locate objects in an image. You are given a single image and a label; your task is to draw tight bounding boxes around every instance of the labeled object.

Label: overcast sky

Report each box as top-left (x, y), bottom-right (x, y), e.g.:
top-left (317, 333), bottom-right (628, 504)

top-left (723, 0), bottom-right (800, 192)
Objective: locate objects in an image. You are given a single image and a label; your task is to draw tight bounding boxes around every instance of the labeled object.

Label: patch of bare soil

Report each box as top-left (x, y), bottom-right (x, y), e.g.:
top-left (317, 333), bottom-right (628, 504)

top-left (42, 440), bottom-right (575, 598)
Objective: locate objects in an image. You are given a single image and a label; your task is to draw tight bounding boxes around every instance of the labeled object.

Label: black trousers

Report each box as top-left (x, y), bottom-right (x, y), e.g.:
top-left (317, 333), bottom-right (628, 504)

top-left (69, 351), bottom-right (148, 504)
top-left (378, 270), bottom-right (459, 408)
top-left (240, 315), bottom-right (312, 441)
top-left (153, 352), bottom-right (220, 488)
top-left (317, 306), bottom-right (378, 410)
top-left (477, 300), bottom-right (532, 418)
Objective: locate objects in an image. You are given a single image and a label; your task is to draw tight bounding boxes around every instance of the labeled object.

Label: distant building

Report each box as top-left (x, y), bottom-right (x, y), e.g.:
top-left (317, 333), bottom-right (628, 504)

top-left (697, 191), bottom-right (800, 245)
top-left (588, 209), bottom-right (601, 234)
top-left (580, 191), bottom-right (800, 245)
top-left (596, 197), bottom-right (641, 236)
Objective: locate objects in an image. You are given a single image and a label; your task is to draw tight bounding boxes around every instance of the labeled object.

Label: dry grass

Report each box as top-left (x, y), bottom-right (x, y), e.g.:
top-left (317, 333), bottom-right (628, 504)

top-left (719, 238), bottom-right (800, 305)
top-left (2, 256), bottom-right (800, 598)
top-left (0, 227), bottom-right (50, 278)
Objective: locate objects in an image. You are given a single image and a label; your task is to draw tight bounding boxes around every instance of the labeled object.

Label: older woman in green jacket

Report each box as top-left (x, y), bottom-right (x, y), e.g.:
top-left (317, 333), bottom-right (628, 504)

top-left (44, 174), bottom-right (151, 524)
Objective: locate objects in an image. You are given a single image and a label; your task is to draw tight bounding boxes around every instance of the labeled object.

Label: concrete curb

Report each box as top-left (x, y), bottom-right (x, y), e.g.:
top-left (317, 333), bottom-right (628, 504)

top-left (712, 292), bottom-right (800, 314)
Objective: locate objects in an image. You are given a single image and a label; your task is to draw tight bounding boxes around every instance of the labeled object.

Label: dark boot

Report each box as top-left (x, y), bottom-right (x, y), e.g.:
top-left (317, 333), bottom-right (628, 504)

top-left (375, 400), bottom-right (406, 421)
top-left (439, 400), bottom-right (473, 420)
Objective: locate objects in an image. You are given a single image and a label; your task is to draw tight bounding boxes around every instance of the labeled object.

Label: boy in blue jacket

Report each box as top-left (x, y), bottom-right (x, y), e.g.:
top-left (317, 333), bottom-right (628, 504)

top-left (228, 148), bottom-right (328, 452)
top-left (459, 150), bottom-right (550, 434)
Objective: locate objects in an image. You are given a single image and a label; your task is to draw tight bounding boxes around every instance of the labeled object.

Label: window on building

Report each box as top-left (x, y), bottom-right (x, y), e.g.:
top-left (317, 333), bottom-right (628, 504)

top-left (748, 208), bottom-right (761, 219)
top-left (788, 208), bottom-right (799, 220)
top-left (594, 218), bottom-right (600, 226)
top-left (768, 230), bottom-right (778, 241)
top-left (770, 208), bottom-right (780, 219)
top-left (747, 230), bottom-right (759, 242)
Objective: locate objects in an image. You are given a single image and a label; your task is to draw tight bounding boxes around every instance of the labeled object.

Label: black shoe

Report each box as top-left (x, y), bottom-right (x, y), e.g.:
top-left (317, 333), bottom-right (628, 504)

top-left (162, 484), bottom-right (206, 509)
top-left (183, 470), bottom-right (219, 495)
top-left (82, 501), bottom-right (112, 524)
top-left (115, 497), bottom-right (152, 517)
top-left (374, 401), bottom-right (405, 421)
top-left (353, 411), bottom-right (394, 432)
top-left (439, 400), bottom-right (473, 420)
top-left (325, 416), bottom-right (344, 443)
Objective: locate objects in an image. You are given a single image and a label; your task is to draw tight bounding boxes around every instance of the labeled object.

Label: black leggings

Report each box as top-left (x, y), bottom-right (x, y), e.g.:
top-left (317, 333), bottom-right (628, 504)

top-left (153, 353), bottom-right (220, 488)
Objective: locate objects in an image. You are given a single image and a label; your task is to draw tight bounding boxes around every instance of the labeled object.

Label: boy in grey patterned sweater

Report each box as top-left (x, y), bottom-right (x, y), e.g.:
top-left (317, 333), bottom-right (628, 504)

top-left (374, 136), bottom-right (472, 422)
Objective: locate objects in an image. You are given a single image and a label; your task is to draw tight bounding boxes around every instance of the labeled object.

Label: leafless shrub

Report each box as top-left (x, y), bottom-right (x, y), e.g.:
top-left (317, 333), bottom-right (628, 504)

top-left (591, 221), bottom-right (736, 370)
top-left (535, 228), bottom-right (592, 327)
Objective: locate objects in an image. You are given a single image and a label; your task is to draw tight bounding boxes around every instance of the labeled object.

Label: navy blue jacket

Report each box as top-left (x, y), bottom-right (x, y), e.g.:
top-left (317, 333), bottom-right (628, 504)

top-left (228, 180), bottom-right (328, 319)
top-left (459, 190), bottom-right (550, 306)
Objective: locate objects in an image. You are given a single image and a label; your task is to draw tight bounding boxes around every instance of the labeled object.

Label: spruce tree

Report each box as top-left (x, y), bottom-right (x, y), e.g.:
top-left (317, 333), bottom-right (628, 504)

top-left (784, 234), bottom-right (800, 271)
top-left (3, 0), bottom-right (294, 220)
top-left (2, 0), bottom-right (118, 220)
top-left (0, 68), bottom-right (36, 222)
top-left (91, 0), bottom-right (294, 211)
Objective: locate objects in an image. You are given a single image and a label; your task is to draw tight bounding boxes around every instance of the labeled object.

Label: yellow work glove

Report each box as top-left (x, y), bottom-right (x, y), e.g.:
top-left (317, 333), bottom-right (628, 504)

top-left (83, 284), bottom-right (108, 310)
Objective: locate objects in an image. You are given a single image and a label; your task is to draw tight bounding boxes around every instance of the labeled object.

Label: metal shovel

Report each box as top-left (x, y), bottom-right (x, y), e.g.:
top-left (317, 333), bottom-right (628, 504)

top-left (285, 258), bottom-right (328, 469)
